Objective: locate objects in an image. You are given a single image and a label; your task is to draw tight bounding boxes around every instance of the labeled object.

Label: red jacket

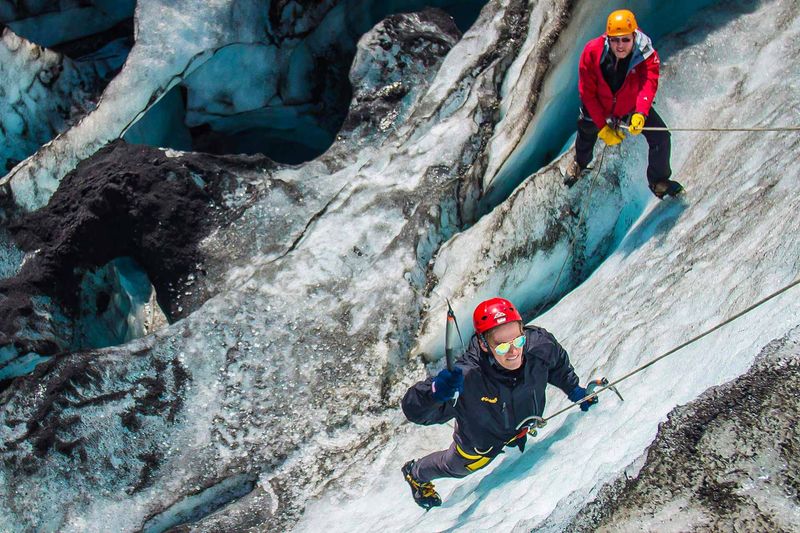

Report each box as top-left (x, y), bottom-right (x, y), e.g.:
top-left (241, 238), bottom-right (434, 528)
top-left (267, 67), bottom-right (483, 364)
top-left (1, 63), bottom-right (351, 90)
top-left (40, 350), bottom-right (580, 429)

top-left (578, 30), bottom-right (660, 129)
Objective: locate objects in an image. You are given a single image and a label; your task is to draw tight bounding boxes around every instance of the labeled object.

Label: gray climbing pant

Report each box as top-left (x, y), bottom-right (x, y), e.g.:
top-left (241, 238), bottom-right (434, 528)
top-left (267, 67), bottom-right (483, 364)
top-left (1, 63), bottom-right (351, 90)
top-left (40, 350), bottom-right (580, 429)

top-left (411, 442), bottom-right (498, 482)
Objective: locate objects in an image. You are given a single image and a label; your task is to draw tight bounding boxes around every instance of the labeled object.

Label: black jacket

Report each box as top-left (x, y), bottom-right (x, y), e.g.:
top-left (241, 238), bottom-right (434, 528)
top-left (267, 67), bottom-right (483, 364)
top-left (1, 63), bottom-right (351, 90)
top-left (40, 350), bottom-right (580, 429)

top-left (600, 50), bottom-right (633, 94)
top-left (402, 326), bottom-right (579, 455)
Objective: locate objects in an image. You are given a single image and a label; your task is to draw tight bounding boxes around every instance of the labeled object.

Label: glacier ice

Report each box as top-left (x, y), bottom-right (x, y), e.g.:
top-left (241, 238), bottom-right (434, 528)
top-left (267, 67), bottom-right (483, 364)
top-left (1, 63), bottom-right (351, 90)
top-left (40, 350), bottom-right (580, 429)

top-left (0, 0), bottom-right (799, 532)
top-left (0, 140), bottom-right (285, 389)
top-left (554, 326), bottom-right (800, 532)
top-left (299, 0), bottom-right (800, 531)
top-left (0, 27), bottom-right (127, 174)
top-left (131, 1), bottom-right (482, 164)
top-left (2, 0), bottom-right (263, 211)
top-left (0, 3), bottom-right (521, 530)
top-left (1, 0), bottom-right (135, 50)
top-left (74, 257), bottom-right (168, 350)
top-left (0, 0), bottom-right (490, 208)
top-left (479, 0), bottom-right (720, 214)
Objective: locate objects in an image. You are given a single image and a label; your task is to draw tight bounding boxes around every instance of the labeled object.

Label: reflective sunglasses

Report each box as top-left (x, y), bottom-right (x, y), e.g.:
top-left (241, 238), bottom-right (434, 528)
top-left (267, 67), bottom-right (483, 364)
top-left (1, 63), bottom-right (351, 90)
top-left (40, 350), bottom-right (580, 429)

top-left (493, 335), bottom-right (526, 356)
top-left (609, 36), bottom-right (632, 44)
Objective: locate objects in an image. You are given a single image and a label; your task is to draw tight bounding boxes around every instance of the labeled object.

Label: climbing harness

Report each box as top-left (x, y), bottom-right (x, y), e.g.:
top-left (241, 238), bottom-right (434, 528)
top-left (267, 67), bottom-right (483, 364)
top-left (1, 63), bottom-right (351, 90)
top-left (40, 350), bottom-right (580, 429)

top-left (455, 444), bottom-right (494, 472)
top-left (531, 274), bottom-right (800, 427)
top-left (533, 145), bottom-right (609, 318)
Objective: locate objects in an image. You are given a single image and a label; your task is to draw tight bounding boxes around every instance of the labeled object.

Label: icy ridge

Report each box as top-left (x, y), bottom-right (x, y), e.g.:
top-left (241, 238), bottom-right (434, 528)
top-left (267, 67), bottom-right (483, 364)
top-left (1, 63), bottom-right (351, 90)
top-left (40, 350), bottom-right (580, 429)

top-left (558, 325), bottom-right (800, 532)
top-left (1, 0), bottom-right (252, 211)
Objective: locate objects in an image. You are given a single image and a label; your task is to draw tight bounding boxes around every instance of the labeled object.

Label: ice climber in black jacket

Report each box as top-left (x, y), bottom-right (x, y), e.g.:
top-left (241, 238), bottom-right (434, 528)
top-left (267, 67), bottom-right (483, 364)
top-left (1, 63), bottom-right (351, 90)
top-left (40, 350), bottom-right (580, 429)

top-left (401, 297), bottom-right (597, 509)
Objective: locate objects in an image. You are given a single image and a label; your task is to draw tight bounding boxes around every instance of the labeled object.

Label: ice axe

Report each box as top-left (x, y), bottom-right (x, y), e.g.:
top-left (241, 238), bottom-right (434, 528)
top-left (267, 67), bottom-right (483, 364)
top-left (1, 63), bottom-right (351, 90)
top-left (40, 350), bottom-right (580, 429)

top-left (566, 376), bottom-right (624, 414)
top-left (445, 298), bottom-right (465, 404)
top-left (585, 377), bottom-right (624, 403)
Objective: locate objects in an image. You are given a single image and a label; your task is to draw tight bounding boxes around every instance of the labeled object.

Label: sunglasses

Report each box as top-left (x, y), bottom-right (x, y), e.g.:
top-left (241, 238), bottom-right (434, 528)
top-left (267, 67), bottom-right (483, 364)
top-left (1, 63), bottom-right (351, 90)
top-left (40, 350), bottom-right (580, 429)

top-left (609, 36), bottom-right (632, 44)
top-left (493, 335), bottom-right (526, 356)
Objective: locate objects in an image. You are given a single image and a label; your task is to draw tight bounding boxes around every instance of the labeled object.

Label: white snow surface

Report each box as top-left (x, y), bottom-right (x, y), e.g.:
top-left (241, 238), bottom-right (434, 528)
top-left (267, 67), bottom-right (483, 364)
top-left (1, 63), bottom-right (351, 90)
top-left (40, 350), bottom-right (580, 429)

top-left (298, 1), bottom-right (800, 531)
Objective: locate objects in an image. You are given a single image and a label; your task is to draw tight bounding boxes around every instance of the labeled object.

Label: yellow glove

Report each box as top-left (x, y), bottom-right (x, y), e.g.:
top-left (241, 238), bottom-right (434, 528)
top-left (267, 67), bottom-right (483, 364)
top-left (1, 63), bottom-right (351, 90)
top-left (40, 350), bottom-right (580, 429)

top-left (598, 125), bottom-right (624, 146)
top-left (629, 113), bottom-right (646, 135)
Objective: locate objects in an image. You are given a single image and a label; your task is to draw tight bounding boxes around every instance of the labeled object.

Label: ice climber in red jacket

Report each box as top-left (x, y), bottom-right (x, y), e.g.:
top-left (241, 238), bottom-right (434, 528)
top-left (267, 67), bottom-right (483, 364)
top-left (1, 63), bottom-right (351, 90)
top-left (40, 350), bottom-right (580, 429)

top-left (565, 9), bottom-right (684, 199)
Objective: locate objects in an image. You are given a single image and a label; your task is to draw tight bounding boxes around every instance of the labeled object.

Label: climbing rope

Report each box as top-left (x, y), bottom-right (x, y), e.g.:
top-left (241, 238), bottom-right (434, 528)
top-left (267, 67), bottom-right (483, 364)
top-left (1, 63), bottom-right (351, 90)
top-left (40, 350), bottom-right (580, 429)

top-left (529, 122), bottom-right (799, 316)
top-left (626, 125), bottom-right (800, 132)
top-left (533, 145), bottom-right (609, 318)
top-left (540, 274), bottom-right (800, 423)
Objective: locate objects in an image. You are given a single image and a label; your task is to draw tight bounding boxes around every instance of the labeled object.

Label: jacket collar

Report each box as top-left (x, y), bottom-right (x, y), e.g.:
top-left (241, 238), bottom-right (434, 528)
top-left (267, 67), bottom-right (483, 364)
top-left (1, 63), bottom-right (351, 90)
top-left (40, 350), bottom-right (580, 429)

top-left (477, 344), bottom-right (526, 384)
top-left (601, 29), bottom-right (654, 73)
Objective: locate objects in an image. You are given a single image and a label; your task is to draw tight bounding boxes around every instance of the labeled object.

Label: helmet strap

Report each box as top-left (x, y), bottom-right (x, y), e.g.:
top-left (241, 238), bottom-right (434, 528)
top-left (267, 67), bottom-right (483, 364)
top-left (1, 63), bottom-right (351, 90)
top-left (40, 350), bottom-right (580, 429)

top-left (478, 333), bottom-right (491, 353)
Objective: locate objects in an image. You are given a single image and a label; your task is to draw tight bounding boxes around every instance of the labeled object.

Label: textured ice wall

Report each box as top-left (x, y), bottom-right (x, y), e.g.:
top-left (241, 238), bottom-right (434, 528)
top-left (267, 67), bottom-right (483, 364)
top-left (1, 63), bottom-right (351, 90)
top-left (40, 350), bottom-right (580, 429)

top-left (1, 0), bottom-right (254, 211)
top-left (558, 326), bottom-right (800, 532)
top-left (2, 1), bottom-right (797, 532)
top-left (0, 0), bottom-right (135, 49)
top-left (125, 1), bottom-right (486, 163)
top-left (0, 28), bottom-right (112, 173)
top-left (479, 0), bottom-right (719, 212)
top-left (0, 2), bottom-right (542, 531)
top-left (0, 0), bottom-right (487, 208)
top-left (298, 0), bottom-right (800, 531)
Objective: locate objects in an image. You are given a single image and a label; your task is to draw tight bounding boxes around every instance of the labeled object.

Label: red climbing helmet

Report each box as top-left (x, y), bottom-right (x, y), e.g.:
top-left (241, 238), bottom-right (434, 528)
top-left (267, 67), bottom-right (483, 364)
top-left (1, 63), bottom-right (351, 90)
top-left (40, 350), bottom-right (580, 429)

top-left (472, 297), bottom-right (522, 335)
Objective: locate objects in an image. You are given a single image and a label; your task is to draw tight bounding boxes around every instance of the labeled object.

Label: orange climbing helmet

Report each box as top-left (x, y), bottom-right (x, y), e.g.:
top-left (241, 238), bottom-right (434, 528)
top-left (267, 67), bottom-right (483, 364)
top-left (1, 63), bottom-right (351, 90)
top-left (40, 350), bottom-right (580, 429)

top-left (606, 9), bottom-right (638, 37)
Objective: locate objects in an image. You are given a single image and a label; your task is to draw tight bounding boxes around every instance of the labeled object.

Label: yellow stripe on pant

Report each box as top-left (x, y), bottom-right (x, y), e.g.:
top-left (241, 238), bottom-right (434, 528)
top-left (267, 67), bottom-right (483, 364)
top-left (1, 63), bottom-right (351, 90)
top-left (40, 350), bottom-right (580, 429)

top-left (456, 444), bottom-right (492, 471)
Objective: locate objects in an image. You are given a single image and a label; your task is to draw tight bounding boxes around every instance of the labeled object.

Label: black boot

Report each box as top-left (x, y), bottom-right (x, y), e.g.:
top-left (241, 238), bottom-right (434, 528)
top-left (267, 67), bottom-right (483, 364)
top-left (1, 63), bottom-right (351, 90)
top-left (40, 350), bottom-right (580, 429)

top-left (650, 179), bottom-right (685, 199)
top-left (401, 460), bottom-right (442, 510)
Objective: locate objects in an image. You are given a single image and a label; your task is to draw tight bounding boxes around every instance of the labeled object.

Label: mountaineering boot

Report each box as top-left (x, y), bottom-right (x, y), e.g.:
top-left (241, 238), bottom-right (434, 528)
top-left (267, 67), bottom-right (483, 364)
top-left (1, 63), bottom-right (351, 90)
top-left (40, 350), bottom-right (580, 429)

top-left (650, 179), bottom-right (685, 199)
top-left (401, 460), bottom-right (442, 510)
top-left (564, 159), bottom-right (591, 187)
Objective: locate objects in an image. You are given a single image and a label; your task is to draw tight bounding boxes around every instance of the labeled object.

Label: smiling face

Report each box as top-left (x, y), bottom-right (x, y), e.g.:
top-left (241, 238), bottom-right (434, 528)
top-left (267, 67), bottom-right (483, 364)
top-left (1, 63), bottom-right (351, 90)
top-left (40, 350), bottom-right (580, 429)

top-left (483, 321), bottom-right (525, 371)
top-left (609, 33), bottom-right (635, 59)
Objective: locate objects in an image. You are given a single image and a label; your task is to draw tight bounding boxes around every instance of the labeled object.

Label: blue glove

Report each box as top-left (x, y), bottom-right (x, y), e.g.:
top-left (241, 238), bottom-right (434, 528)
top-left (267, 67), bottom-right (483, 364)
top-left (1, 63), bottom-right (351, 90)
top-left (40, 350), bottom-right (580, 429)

top-left (568, 385), bottom-right (598, 412)
top-left (432, 367), bottom-right (464, 402)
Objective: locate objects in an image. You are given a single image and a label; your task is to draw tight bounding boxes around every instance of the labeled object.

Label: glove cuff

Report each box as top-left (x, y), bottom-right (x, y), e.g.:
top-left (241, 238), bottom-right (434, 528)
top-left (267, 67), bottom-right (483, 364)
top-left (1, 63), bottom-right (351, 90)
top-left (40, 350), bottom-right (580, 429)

top-left (568, 385), bottom-right (586, 403)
